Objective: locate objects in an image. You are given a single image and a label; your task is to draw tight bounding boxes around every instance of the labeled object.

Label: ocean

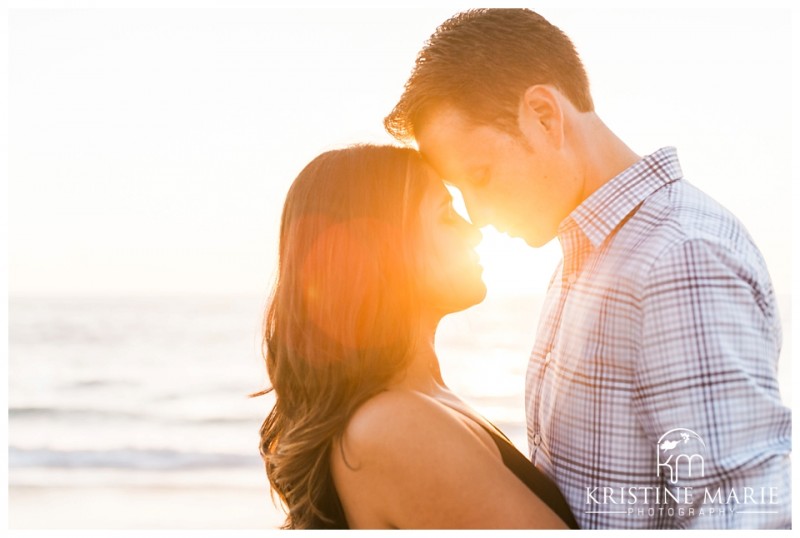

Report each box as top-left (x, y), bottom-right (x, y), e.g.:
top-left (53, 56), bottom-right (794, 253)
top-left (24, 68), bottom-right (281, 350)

top-left (7, 293), bottom-right (792, 529)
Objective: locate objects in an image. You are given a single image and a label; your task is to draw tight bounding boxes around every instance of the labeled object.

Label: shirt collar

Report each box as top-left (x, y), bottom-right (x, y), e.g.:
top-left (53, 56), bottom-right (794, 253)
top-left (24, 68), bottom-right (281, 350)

top-left (559, 146), bottom-right (683, 248)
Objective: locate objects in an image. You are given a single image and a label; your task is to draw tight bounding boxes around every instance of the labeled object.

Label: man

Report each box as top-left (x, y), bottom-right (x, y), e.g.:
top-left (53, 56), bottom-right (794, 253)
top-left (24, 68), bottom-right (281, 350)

top-left (384, 8), bottom-right (790, 529)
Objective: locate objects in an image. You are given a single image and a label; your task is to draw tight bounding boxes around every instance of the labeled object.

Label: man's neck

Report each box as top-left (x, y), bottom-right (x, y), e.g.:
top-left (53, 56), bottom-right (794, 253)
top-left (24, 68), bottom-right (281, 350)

top-left (574, 113), bottom-right (641, 204)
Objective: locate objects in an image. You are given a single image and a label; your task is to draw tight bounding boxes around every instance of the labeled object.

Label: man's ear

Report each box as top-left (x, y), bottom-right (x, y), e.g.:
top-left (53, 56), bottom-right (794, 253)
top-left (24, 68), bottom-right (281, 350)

top-left (518, 85), bottom-right (564, 149)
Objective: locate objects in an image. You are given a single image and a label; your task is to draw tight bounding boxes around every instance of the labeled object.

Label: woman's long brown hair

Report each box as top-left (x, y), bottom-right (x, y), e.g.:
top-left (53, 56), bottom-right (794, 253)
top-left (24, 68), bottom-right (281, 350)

top-left (250, 145), bottom-right (430, 528)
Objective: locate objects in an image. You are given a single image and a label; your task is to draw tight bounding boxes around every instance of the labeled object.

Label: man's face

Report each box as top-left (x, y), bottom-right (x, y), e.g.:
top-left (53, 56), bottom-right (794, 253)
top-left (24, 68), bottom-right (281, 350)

top-left (415, 105), bottom-right (582, 247)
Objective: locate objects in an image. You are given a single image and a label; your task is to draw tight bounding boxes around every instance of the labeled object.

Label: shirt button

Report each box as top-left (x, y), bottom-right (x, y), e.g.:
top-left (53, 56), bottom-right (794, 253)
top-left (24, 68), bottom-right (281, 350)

top-left (544, 352), bottom-right (552, 365)
top-left (533, 432), bottom-right (542, 446)
top-left (567, 274), bottom-right (577, 285)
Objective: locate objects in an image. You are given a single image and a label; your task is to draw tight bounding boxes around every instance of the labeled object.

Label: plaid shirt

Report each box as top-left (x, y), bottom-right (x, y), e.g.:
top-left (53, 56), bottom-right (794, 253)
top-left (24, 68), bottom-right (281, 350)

top-left (526, 147), bottom-right (791, 529)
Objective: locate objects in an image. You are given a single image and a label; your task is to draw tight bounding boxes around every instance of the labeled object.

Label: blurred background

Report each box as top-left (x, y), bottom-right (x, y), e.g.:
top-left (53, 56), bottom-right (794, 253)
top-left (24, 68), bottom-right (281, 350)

top-left (7, 5), bottom-right (792, 529)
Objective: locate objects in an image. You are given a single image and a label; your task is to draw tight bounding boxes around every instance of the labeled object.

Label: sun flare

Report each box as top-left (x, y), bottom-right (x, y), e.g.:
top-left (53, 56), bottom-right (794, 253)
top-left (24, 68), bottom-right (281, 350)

top-left (446, 186), bottom-right (561, 296)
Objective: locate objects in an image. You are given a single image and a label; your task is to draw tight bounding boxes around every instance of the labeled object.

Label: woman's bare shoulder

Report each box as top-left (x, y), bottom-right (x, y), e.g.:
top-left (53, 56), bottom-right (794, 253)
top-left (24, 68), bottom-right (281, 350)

top-left (338, 389), bottom-right (476, 462)
top-left (329, 390), bottom-right (566, 529)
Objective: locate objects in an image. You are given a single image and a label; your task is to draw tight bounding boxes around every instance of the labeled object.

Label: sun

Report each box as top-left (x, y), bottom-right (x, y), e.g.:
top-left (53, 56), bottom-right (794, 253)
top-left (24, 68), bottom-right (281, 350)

top-left (475, 226), bottom-right (561, 296)
top-left (446, 186), bottom-right (561, 296)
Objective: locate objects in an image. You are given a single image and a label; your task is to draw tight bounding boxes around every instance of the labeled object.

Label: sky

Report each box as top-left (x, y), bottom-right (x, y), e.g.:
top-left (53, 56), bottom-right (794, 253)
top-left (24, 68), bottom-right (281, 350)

top-left (8, 6), bottom-right (793, 298)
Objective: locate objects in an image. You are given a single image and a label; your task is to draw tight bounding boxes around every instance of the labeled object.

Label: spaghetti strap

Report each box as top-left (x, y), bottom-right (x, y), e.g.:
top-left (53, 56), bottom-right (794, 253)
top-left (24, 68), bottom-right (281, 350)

top-left (478, 420), bottom-right (579, 529)
top-left (481, 421), bottom-right (579, 529)
top-left (433, 401), bottom-right (578, 527)
top-left (439, 403), bottom-right (579, 529)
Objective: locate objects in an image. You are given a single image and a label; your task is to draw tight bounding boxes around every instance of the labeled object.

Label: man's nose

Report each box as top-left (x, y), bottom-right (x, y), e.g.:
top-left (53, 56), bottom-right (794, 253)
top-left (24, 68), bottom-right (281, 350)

top-left (466, 223), bottom-right (483, 248)
top-left (464, 199), bottom-right (492, 229)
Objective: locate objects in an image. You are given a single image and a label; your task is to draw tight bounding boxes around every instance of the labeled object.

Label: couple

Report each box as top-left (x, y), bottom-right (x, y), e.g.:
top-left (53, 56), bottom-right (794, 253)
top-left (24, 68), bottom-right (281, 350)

top-left (254, 9), bottom-right (790, 530)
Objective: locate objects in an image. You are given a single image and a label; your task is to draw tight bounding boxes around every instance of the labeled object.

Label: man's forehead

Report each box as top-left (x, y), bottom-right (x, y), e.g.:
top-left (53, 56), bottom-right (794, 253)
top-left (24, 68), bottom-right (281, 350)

top-left (416, 104), bottom-right (473, 144)
top-left (419, 126), bottom-right (501, 186)
top-left (416, 106), bottom-right (478, 177)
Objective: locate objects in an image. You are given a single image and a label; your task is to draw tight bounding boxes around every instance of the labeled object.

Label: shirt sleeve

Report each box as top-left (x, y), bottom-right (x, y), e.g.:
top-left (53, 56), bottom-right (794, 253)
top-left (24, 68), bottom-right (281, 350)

top-left (634, 237), bottom-right (791, 529)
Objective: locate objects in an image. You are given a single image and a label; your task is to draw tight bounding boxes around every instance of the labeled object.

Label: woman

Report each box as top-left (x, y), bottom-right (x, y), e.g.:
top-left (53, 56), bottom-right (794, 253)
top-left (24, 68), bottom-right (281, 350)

top-left (252, 145), bottom-right (578, 529)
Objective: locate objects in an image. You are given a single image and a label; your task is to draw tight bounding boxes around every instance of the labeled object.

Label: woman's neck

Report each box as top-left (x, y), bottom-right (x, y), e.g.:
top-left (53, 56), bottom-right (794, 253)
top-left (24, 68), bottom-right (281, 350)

top-left (389, 314), bottom-right (447, 395)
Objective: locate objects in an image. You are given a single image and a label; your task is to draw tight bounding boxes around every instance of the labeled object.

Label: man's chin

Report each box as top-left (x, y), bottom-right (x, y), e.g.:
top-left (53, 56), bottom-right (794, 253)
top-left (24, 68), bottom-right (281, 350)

top-left (520, 232), bottom-right (557, 249)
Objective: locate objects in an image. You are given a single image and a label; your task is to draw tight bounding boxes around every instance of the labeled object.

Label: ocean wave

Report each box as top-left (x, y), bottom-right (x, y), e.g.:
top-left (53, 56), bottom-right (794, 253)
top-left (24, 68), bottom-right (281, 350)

top-left (9, 407), bottom-right (144, 421)
top-left (9, 406), bottom-right (258, 426)
top-left (9, 446), bottom-right (263, 471)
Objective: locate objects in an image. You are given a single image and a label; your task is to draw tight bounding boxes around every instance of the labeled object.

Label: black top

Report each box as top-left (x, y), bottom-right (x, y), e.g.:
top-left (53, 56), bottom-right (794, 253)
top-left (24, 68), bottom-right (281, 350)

top-left (475, 419), bottom-right (579, 529)
top-left (324, 412), bottom-right (579, 529)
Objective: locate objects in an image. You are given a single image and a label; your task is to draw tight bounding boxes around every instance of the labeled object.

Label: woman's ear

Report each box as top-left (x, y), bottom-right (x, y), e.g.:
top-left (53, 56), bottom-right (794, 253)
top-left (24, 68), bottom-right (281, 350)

top-left (517, 85), bottom-right (565, 149)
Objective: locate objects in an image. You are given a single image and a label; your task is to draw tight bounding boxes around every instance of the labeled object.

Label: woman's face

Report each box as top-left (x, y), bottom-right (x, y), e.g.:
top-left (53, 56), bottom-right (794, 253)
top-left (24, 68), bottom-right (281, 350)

top-left (413, 169), bottom-right (487, 316)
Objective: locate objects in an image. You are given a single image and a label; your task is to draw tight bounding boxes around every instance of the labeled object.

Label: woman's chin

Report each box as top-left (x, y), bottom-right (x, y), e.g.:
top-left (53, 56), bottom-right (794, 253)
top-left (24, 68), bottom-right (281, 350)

top-left (444, 281), bottom-right (488, 315)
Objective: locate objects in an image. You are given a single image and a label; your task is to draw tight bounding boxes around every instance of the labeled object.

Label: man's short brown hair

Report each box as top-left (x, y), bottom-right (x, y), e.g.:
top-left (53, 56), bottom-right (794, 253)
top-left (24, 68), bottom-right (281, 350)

top-left (385, 8), bottom-right (593, 142)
